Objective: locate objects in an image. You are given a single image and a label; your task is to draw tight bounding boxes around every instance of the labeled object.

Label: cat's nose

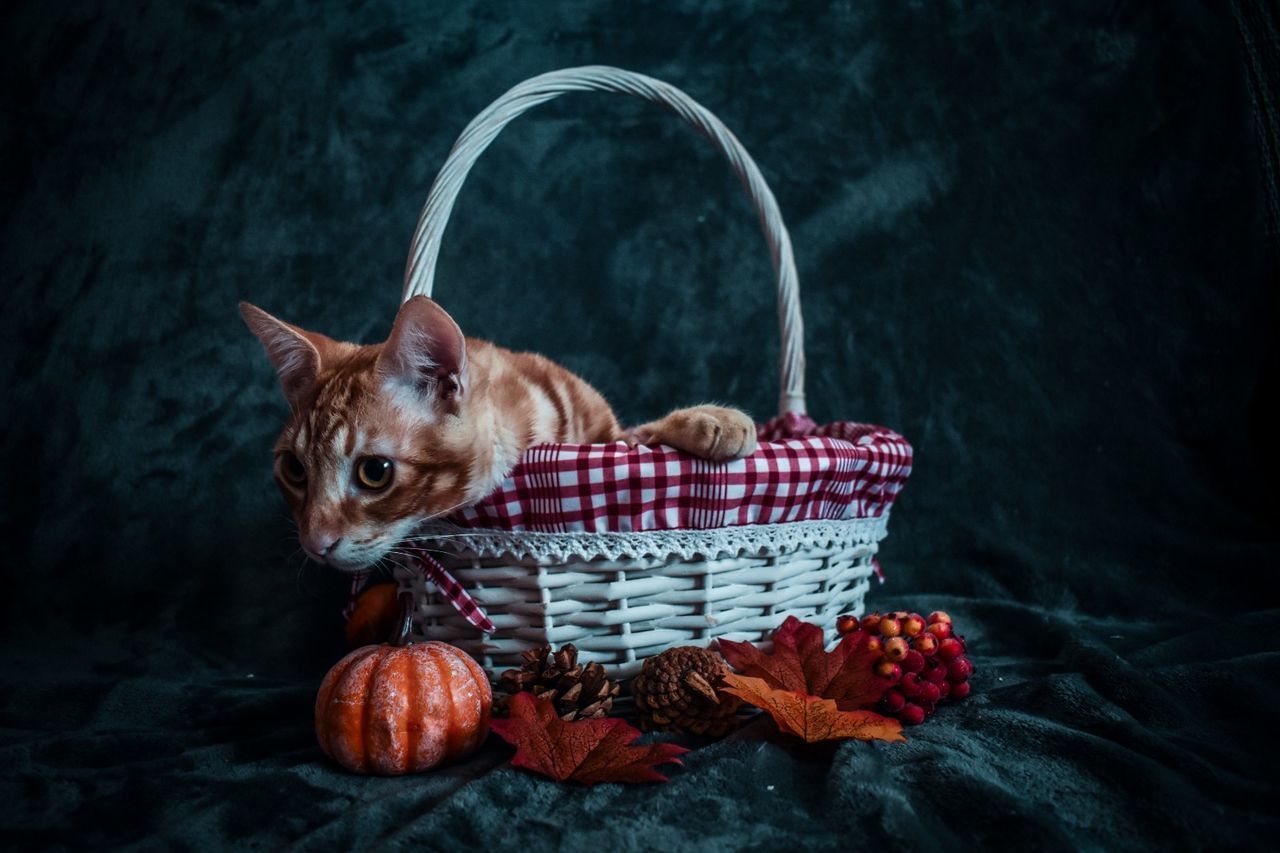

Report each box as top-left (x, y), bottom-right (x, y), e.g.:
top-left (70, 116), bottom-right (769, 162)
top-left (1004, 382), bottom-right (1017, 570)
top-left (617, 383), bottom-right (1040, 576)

top-left (301, 531), bottom-right (342, 560)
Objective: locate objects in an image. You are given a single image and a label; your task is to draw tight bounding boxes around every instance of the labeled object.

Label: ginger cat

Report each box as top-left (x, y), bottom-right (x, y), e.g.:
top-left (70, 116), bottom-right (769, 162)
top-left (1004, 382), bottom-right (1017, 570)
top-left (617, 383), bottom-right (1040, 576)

top-left (241, 296), bottom-right (756, 571)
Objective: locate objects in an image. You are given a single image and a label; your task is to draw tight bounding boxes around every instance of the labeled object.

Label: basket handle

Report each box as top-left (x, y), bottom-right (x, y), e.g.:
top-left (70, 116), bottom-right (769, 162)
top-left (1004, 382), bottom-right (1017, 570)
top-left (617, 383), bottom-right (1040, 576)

top-left (402, 66), bottom-right (806, 416)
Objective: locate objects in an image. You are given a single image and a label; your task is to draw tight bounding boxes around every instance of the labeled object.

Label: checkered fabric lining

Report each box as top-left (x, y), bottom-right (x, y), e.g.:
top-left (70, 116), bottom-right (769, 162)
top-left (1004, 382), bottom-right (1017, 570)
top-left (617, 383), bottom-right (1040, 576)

top-left (449, 411), bottom-right (913, 533)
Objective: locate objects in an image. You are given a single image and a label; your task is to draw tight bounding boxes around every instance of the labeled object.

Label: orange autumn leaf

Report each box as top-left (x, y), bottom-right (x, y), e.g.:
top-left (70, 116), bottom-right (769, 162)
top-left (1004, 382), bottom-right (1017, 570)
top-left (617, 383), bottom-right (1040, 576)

top-left (720, 673), bottom-right (905, 744)
top-left (718, 615), bottom-right (892, 711)
top-left (490, 693), bottom-right (690, 785)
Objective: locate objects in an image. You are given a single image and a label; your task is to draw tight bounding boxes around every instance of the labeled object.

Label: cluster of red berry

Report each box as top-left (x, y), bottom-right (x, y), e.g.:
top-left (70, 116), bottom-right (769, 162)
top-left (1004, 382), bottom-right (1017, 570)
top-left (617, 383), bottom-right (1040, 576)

top-left (836, 610), bottom-right (974, 725)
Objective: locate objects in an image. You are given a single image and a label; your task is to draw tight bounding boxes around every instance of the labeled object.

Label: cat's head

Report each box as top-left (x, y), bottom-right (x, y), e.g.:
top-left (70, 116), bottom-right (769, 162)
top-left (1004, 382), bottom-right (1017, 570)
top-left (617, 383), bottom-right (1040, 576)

top-left (241, 296), bottom-right (476, 572)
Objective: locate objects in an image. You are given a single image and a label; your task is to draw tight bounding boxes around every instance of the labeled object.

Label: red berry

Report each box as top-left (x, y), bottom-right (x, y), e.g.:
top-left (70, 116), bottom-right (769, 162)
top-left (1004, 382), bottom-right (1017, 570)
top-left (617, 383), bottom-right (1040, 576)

top-left (898, 673), bottom-right (923, 698)
top-left (900, 703), bottom-right (926, 726)
top-left (901, 650), bottom-right (926, 674)
top-left (836, 614), bottom-right (859, 635)
top-left (860, 613), bottom-right (882, 633)
top-left (911, 634), bottom-right (938, 656)
top-left (947, 657), bottom-right (974, 683)
top-left (879, 690), bottom-right (906, 713)
top-left (936, 680), bottom-right (951, 700)
top-left (879, 618), bottom-right (903, 638)
top-left (950, 681), bottom-right (971, 700)
top-left (883, 637), bottom-right (909, 662)
top-left (902, 615), bottom-right (926, 637)
top-left (917, 681), bottom-right (941, 705)
top-left (923, 661), bottom-right (948, 684)
top-left (875, 660), bottom-right (902, 681)
top-left (937, 638), bottom-right (965, 661)
top-left (928, 611), bottom-right (952, 625)
top-left (927, 621), bottom-right (953, 640)
top-left (866, 637), bottom-right (882, 653)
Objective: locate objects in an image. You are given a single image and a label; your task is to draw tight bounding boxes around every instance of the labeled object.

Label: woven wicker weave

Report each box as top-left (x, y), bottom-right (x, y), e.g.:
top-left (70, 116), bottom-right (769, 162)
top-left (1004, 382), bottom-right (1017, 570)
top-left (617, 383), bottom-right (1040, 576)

top-left (393, 67), bottom-right (900, 679)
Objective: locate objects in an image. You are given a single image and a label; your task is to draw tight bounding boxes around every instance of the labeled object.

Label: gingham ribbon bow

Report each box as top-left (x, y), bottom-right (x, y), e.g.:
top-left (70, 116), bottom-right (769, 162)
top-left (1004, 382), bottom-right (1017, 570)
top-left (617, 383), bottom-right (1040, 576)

top-left (341, 552), bottom-right (496, 635)
top-left (402, 544), bottom-right (496, 634)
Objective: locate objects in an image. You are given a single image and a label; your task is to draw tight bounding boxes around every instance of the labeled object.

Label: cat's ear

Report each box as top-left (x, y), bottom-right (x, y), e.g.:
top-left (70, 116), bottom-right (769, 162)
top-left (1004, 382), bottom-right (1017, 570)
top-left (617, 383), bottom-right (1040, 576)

top-left (376, 296), bottom-right (467, 405)
top-left (239, 302), bottom-right (338, 405)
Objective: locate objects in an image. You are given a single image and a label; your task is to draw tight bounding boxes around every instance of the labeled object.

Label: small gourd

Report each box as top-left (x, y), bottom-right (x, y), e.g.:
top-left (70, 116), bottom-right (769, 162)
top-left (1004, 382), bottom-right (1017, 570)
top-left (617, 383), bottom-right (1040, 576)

top-left (316, 591), bottom-right (491, 774)
top-left (344, 582), bottom-right (401, 647)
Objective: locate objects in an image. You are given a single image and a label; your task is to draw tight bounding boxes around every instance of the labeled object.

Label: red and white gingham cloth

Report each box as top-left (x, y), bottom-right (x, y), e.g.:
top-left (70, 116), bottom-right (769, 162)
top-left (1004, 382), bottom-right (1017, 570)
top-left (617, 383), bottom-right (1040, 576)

top-left (449, 412), bottom-right (912, 533)
top-left (351, 412), bottom-right (912, 634)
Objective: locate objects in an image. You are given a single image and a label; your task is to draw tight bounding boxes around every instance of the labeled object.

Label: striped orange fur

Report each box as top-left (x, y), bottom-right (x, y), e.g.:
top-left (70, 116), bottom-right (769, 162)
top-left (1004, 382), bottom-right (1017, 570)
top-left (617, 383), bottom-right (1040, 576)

top-left (241, 296), bottom-right (755, 571)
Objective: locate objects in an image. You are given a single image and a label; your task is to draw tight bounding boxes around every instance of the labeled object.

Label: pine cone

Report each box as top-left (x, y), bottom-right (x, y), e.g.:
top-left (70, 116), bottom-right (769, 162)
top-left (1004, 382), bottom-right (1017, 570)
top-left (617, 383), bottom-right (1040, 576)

top-left (496, 644), bottom-right (621, 721)
top-left (632, 646), bottom-right (742, 737)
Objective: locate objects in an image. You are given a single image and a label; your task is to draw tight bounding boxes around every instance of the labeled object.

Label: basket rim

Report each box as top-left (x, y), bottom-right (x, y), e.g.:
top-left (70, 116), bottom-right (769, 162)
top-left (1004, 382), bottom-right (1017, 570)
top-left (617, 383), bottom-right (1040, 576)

top-left (411, 515), bottom-right (891, 563)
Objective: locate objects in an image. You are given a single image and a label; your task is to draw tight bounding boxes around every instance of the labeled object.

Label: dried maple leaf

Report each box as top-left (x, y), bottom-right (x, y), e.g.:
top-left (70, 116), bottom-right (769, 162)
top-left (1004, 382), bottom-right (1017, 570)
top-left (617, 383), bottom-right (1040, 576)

top-left (718, 615), bottom-right (892, 711)
top-left (490, 692), bottom-right (689, 785)
top-left (720, 673), bottom-right (905, 744)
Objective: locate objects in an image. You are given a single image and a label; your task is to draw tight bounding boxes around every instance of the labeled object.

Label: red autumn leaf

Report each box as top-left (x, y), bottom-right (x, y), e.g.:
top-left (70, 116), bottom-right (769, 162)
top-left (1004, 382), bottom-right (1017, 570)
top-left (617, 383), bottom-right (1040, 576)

top-left (720, 673), bottom-right (905, 744)
top-left (718, 615), bottom-right (892, 711)
top-left (490, 693), bottom-right (690, 785)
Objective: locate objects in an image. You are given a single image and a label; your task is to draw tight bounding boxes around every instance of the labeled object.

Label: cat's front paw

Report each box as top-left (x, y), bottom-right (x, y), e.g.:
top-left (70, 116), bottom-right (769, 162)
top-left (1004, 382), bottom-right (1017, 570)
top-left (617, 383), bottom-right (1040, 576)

top-left (629, 405), bottom-right (758, 462)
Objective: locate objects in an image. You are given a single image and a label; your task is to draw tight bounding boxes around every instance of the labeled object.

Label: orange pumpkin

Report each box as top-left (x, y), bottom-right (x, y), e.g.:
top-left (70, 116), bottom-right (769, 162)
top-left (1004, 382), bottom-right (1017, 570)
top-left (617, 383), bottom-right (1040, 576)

top-left (316, 593), bottom-right (492, 775)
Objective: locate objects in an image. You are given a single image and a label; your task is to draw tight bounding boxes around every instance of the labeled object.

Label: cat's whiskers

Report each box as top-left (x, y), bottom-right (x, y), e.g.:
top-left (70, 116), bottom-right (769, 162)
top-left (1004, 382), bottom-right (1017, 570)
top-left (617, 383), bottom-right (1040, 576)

top-left (289, 547), bottom-right (317, 592)
top-left (398, 531), bottom-right (499, 542)
top-left (421, 497), bottom-right (477, 522)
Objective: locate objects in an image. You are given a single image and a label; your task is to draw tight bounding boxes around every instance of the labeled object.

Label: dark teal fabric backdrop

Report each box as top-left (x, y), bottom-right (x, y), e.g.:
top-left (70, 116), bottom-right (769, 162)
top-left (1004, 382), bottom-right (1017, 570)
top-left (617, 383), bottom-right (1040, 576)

top-left (2, 1), bottom-right (1277, 849)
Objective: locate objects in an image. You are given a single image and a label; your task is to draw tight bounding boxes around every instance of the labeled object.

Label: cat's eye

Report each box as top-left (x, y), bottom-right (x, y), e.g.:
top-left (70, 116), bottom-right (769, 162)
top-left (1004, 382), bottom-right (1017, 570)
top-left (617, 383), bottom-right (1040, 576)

top-left (356, 457), bottom-right (394, 491)
top-left (279, 451), bottom-right (307, 485)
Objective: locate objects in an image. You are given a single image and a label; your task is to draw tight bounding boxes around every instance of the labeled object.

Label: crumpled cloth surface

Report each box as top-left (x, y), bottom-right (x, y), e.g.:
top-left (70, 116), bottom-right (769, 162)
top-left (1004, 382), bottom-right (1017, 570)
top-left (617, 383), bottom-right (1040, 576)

top-left (1, 0), bottom-right (1276, 848)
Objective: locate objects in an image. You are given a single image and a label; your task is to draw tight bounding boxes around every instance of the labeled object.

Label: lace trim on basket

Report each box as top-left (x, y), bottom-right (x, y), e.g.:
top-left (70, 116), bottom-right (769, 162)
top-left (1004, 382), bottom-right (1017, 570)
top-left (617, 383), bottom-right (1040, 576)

top-left (409, 515), bottom-right (892, 563)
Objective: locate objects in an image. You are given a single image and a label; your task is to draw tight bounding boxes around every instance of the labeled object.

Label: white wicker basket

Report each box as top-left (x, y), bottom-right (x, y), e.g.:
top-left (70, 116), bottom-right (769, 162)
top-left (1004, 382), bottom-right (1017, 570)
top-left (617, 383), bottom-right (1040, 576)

top-left (392, 66), bottom-right (904, 680)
